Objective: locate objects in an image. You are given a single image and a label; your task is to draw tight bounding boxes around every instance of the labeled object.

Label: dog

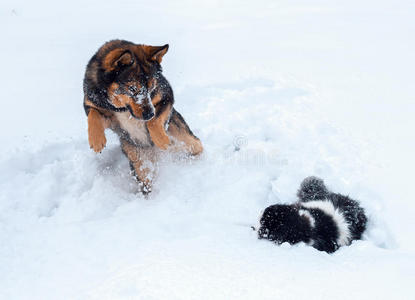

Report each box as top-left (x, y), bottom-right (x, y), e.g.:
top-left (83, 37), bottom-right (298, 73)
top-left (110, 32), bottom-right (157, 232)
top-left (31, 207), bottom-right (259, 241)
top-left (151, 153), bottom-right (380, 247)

top-left (257, 176), bottom-right (367, 253)
top-left (83, 40), bottom-right (203, 193)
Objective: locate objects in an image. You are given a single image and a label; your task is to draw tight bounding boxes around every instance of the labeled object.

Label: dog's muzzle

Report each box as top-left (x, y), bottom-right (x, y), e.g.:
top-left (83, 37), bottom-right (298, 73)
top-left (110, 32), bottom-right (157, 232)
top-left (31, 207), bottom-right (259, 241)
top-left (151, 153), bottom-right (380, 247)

top-left (142, 110), bottom-right (155, 121)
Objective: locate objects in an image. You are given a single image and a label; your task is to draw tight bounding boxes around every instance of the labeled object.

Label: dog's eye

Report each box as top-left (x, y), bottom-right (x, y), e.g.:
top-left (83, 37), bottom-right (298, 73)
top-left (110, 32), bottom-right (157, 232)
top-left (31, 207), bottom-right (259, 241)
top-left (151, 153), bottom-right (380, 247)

top-left (128, 86), bottom-right (137, 93)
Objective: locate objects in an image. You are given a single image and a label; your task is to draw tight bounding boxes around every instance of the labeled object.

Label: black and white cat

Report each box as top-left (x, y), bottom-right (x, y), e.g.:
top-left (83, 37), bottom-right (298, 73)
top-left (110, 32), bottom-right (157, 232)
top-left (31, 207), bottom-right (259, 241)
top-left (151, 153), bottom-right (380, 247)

top-left (257, 176), bottom-right (367, 253)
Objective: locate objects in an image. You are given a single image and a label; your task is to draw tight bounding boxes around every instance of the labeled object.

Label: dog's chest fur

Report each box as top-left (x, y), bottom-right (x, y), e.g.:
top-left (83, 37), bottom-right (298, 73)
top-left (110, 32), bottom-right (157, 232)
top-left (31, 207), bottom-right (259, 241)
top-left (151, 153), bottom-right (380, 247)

top-left (113, 111), bottom-right (152, 146)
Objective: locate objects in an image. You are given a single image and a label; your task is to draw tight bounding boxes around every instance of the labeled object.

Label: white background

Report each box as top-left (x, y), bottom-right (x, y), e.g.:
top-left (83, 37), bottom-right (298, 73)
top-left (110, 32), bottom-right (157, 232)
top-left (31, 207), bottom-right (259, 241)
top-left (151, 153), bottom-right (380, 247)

top-left (1, 0), bottom-right (414, 299)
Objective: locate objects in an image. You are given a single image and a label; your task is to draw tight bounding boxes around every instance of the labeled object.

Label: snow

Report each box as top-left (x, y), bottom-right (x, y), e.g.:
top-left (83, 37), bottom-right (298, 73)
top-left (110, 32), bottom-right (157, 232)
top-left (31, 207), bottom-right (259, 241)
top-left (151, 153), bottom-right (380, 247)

top-left (1, 0), bottom-right (415, 299)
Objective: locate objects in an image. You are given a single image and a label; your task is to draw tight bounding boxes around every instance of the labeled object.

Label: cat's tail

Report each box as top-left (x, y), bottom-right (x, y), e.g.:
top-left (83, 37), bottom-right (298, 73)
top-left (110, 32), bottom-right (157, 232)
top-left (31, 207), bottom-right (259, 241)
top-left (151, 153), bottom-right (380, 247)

top-left (297, 176), bottom-right (329, 202)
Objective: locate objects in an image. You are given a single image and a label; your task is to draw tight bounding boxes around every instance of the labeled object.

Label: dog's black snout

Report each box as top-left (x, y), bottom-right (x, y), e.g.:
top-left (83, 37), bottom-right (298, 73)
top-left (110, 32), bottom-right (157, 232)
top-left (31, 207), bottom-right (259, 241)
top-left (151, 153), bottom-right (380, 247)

top-left (142, 110), bottom-right (155, 121)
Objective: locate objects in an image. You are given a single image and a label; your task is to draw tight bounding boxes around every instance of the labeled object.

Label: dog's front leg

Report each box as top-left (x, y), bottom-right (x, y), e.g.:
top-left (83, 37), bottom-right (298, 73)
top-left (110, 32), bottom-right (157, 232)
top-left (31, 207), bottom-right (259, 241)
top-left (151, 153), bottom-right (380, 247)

top-left (146, 105), bottom-right (171, 150)
top-left (167, 108), bottom-right (203, 156)
top-left (87, 108), bottom-right (108, 153)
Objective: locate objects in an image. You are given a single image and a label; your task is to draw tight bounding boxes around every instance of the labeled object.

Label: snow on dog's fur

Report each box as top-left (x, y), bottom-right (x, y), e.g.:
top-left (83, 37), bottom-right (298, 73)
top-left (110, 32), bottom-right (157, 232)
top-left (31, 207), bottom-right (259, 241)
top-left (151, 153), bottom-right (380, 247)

top-left (257, 177), bottom-right (367, 253)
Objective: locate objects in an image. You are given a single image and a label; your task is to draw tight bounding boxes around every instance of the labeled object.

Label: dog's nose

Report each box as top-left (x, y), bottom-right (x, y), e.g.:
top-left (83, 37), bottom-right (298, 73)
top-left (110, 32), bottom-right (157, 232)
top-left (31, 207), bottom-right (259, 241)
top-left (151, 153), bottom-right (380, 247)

top-left (142, 110), bottom-right (155, 121)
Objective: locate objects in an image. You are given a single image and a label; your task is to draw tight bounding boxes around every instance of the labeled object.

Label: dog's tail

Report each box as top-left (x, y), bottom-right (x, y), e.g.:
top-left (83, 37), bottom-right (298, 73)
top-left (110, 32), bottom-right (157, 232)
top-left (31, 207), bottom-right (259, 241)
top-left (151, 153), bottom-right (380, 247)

top-left (297, 176), bottom-right (329, 202)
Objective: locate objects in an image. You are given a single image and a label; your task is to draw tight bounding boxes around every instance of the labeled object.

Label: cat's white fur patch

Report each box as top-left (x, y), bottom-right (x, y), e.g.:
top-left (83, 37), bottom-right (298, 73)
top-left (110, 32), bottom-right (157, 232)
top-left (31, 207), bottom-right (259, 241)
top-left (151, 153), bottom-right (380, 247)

top-left (301, 200), bottom-right (351, 246)
top-left (299, 209), bottom-right (315, 228)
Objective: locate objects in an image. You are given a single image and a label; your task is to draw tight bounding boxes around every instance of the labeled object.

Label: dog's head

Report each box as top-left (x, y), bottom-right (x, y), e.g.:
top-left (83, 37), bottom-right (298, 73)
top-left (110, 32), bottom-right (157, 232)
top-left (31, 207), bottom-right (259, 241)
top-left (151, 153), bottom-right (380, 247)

top-left (100, 41), bottom-right (169, 120)
top-left (257, 204), bottom-right (312, 245)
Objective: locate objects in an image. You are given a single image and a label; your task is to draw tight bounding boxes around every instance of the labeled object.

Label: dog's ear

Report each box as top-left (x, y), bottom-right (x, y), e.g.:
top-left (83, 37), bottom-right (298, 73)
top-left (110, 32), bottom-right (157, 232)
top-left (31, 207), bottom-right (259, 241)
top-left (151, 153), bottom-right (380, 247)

top-left (104, 49), bottom-right (134, 71)
top-left (143, 44), bottom-right (169, 64)
top-left (114, 50), bottom-right (134, 67)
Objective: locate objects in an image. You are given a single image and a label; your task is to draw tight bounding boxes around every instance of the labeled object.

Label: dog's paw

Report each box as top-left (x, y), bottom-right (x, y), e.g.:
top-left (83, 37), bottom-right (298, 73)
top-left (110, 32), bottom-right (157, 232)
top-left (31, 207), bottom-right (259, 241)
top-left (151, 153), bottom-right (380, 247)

top-left (189, 139), bottom-right (203, 156)
top-left (137, 178), bottom-right (152, 196)
top-left (88, 131), bottom-right (107, 153)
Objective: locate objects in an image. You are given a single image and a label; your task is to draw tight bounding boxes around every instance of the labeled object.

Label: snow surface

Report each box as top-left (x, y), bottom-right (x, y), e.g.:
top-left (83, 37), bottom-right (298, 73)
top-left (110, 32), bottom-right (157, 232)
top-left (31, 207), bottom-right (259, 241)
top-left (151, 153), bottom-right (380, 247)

top-left (1, 0), bottom-right (415, 299)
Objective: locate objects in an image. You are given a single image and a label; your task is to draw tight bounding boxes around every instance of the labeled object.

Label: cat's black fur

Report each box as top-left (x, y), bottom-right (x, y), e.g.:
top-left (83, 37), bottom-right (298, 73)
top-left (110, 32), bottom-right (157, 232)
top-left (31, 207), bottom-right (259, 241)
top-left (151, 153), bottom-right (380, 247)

top-left (258, 176), bottom-right (367, 253)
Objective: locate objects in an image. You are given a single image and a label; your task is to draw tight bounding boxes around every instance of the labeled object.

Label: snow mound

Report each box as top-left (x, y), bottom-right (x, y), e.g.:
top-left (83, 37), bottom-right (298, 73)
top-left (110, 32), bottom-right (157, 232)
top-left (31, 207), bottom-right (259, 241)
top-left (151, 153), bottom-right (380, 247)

top-left (0, 79), bottom-right (403, 299)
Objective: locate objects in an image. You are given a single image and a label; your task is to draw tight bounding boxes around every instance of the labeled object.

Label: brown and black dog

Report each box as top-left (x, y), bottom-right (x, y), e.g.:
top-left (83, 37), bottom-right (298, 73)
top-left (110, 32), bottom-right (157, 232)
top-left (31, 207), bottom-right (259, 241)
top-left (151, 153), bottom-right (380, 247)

top-left (83, 40), bottom-right (203, 193)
